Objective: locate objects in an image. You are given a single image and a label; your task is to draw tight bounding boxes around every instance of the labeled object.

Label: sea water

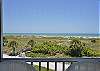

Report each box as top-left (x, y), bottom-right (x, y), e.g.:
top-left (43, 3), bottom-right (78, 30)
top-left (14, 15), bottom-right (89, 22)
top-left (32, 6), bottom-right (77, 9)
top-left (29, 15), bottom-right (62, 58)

top-left (3, 33), bottom-right (100, 38)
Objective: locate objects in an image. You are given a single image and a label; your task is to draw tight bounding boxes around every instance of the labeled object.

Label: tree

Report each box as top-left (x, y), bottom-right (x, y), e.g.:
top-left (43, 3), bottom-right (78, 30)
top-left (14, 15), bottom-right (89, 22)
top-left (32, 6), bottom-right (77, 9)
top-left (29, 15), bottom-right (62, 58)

top-left (27, 40), bottom-right (35, 47)
top-left (3, 37), bottom-right (8, 46)
top-left (8, 41), bottom-right (18, 56)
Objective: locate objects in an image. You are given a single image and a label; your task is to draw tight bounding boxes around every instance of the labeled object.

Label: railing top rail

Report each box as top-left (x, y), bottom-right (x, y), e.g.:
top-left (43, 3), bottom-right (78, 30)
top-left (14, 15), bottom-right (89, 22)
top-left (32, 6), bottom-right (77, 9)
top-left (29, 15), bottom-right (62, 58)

top-left (2, 58), bottom-right (100, 62)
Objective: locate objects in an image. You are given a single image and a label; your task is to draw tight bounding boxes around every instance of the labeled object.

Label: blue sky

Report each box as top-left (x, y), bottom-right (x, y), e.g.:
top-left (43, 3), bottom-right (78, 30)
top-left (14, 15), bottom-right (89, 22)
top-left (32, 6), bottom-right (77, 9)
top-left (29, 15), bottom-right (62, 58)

top-left (3, 0), bottom-right (99, 33)
top-left (99, 1), bottom-right (100, 33)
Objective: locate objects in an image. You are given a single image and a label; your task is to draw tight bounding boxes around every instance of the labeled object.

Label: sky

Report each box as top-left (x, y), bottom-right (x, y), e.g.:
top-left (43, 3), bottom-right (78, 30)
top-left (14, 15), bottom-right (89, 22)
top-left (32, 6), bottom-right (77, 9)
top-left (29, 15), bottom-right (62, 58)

top-left (3, 0), bottom-right (99, 33)
top-left (99, 1), bottom-right (100, 34)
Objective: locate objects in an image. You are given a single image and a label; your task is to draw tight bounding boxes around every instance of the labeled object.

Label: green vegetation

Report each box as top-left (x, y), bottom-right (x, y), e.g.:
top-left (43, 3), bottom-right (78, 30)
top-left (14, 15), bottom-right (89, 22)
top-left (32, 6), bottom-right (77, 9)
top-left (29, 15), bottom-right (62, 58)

top-left (3, 37), bottom-right (8, 46)
top-left (67, 39), bottom-right (84, 57)
top-left (3, 35), bottom-right (100, 57)
top-left (8, 41), bottom-right (18, 56)
top-left (67, 39), bottom-right (96, 57)
top-left (27, 40), bottom-right (35, 47)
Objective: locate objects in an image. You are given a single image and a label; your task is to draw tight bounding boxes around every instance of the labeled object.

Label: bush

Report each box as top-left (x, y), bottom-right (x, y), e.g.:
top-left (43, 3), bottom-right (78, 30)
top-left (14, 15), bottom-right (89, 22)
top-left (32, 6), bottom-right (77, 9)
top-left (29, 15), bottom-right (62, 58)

top-left (31, 45), bottom-right (48, 54)
top-left (68, 39), bottom-right (84, 57)
top-left (31, 41), bottom-right (68, 56)
top-left (68, 45), bottom-right (83, 57)
top-left (3, 37), bottom-right (8, 46)
top-left (8, 41), bottom-right (18, 56)
top-left (27, 40), bottom-right (35, 47)
top-left (82, 47), bottom-right (96, 57)
top-left (67, 38), bottom-right (96, 57)
top-left (91, 39), bottom-right (96, 43)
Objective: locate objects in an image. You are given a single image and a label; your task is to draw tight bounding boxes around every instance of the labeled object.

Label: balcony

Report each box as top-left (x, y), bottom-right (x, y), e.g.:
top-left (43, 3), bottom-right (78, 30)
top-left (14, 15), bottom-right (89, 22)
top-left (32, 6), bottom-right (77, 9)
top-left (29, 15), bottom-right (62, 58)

top-left (0, 54), bottom-right (100, 71)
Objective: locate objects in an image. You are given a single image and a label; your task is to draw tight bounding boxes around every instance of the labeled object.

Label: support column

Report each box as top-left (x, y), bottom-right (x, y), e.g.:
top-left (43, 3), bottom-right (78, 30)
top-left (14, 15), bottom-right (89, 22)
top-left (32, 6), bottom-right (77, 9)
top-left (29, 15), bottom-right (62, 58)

top-left (0, 0), bottom-right (3, 61)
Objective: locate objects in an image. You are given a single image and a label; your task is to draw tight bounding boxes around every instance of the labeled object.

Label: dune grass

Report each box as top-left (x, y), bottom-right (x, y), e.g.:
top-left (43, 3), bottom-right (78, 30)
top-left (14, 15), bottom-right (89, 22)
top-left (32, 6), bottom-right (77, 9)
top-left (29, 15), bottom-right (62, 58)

top-left (3, 35), bottom-right (100, 57)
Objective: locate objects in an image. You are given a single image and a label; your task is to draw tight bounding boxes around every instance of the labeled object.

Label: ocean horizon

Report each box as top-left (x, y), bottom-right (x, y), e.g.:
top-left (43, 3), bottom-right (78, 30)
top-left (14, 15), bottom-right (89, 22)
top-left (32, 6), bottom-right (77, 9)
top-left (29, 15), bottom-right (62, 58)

top-left (3, 33), bottom-right (100, 37)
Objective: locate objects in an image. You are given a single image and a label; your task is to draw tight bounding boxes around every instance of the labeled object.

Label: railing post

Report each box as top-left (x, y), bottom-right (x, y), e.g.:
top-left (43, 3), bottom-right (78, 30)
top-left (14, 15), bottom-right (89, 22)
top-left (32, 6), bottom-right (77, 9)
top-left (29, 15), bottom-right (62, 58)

top-left (31, 62), bottom-right (33, 66)
top-left (0, 0), bottom-right (2, 62)
top-left (62, 62), bottom-right (65, 71)
top-left (55, 62), bottom-right (57, 71)
top-left (39, 62), bottom-right (41, 71)
top-left (47, 62), bottom-right (49, 71)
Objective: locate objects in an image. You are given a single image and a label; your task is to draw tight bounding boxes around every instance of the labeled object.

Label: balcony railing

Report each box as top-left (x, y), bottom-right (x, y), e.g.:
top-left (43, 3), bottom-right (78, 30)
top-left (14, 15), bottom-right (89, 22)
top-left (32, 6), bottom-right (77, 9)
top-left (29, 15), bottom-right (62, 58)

top-left (1, 58), bottom-right (100, 71)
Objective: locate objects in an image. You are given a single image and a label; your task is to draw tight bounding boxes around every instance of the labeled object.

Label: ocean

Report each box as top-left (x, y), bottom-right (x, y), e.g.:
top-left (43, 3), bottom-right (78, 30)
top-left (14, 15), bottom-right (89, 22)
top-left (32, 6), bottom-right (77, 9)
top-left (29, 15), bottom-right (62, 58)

top-left (3, 33), bottom-right (100, 38)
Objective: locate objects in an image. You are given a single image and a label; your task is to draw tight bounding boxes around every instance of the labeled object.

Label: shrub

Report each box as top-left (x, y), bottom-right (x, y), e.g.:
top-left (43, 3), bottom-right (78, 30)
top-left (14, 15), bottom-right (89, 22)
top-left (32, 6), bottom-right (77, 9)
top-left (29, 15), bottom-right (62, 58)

top-left (27, 40), bottom-right (35, 47)
top-left (8, 41), bottom-right (18, 56)
top-left (3, 37), bottom-right (8, 46)
top-left (91, 39), bottom-right (96, 43)
top-left (82, 47), bottom-right (96, 57)
top-left (68, 39), bottom-right (84, 57)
